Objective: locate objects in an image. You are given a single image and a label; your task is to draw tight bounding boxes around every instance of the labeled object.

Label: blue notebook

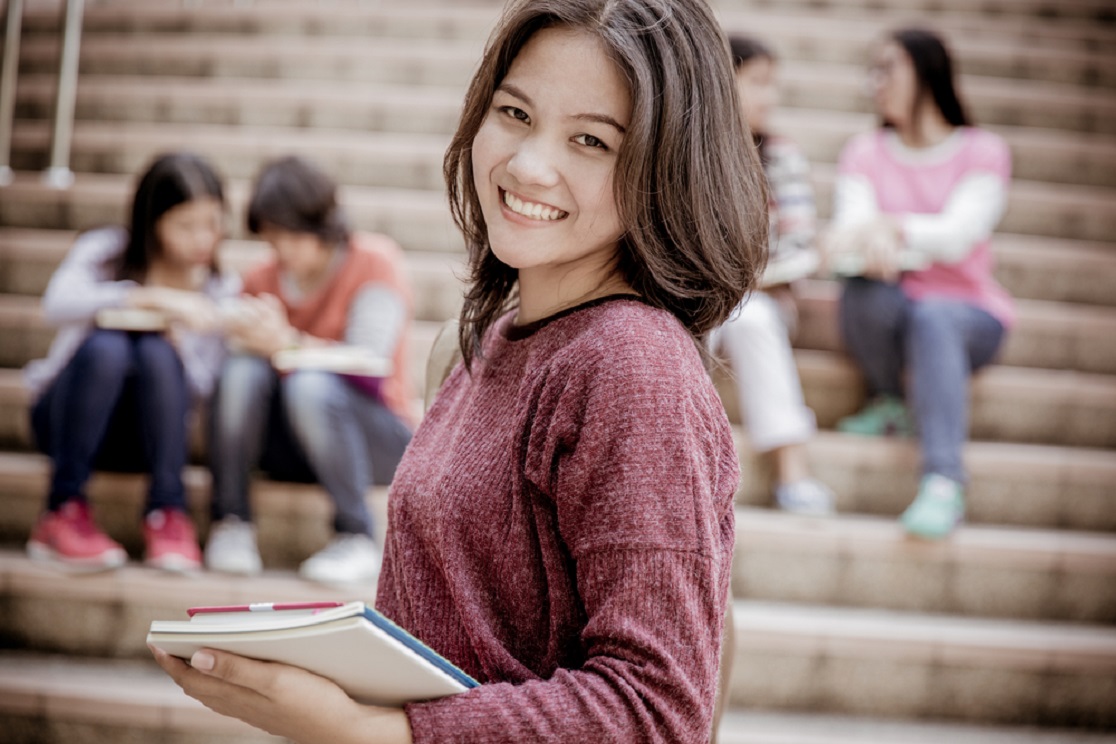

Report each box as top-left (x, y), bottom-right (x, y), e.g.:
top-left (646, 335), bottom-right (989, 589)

top-left (148, 601), bottom-right (477, 706)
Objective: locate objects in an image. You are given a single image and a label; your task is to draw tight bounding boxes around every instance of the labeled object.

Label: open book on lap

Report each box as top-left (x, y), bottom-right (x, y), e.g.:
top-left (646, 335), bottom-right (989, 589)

top-left (95, 307), bottom-right (169, 332)
top-left (271, 346), bottom-right (393, 377)
top-left (147, 601), bottom-right (477, 706)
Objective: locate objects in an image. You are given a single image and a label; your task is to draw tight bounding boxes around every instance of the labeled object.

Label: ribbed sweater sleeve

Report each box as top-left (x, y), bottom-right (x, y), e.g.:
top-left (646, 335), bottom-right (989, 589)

top-left (385, 300), bottom-right (738, 744)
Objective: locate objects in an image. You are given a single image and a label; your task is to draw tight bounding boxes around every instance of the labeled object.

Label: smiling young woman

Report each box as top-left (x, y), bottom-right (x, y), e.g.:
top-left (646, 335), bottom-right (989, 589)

top-left (152, 2), bottom-right (769, 742)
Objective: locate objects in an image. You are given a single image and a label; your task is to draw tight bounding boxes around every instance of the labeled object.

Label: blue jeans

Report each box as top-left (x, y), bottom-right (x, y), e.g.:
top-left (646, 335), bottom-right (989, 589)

top-left (838, 278), bottom-right (1006, 482)
top-left (31, 329), bottom-right (191, 513)
top-left (208, 354), bottom-right (412, 536)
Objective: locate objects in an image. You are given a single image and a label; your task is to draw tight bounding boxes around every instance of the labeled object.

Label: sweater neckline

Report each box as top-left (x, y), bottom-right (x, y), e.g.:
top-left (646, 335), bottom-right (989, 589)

top-left (881, 127), bottom-right (967, 166)
top-left (504, 294), bottom-right (648, 341)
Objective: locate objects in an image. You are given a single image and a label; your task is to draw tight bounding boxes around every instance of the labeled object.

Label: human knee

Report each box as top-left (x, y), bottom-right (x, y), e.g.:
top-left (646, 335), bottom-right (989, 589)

top-left (719, 294), bottom-right (784, 350)
top-left (907, 300), bottom-right (960, 341)
top-left (214, 355), bottom-right (274, 420)
top-left (282, 371), bottom-right (348, 423)
top-left (71, 330), bottom-right (133, 382)
top-left (133, 333), bottom-right (185, 379)
top-left (841, 278), bottom-right (905, 324)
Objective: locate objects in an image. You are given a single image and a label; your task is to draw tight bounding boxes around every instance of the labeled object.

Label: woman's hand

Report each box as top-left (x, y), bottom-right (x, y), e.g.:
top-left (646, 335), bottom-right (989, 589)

top-left (820, 216), bottom-right (904, 282)
top-left (149, 645), bottom-right (412, 744)
top-left (860, 215), bottom-right (904, 283)
top-left (224, 294), bottom-right (298, 358)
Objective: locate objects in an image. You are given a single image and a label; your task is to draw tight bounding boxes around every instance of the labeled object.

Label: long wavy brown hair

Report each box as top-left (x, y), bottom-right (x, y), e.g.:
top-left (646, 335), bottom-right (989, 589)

top-left (445, 0), bottom-right (769, 367)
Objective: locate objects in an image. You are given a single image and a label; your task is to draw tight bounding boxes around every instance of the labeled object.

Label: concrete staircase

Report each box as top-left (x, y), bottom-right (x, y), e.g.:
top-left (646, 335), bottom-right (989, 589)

top-left (0, 0), bottom-right (1114, 741)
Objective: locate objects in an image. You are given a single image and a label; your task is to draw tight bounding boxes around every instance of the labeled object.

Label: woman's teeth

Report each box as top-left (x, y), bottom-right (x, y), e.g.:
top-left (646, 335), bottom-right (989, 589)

top-left (503, 191), bottom-right (567, 221)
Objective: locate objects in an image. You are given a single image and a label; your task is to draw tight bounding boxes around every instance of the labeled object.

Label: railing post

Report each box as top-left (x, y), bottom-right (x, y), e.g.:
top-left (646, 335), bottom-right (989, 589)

top-left (42, 0), bottom-right (83, 189)
top-left (0, 0), bottom-right (25, 186)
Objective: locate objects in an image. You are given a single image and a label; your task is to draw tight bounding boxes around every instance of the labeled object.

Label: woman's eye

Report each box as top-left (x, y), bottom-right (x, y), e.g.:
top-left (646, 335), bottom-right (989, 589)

top-left (500, 106), bottom-right (529, 123)
top-left (573, 133), bottom-right (607, 150)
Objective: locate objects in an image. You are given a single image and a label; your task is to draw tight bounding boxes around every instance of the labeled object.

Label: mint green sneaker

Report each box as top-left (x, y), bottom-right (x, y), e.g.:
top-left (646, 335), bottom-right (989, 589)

top-left (901, 473), bottom-right (965, 540)
top-left (837, 395), bottom-right (913, 437)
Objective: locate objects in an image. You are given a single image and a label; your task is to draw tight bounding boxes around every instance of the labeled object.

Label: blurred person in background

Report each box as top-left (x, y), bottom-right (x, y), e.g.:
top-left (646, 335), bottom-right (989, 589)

top-left (710, 34), bottom-right (836, 516)
top-left (825, 27), bottom-right (1013, 539)
top-left (204, 155), bottom-right (414, 585)
top-left (25, 152), bottom-right (237, 572)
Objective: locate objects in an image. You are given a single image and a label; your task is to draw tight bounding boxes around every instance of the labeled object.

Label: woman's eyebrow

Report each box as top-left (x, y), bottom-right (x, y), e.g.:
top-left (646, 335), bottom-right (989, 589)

top-left (497, 82), bottom-right (627, 135)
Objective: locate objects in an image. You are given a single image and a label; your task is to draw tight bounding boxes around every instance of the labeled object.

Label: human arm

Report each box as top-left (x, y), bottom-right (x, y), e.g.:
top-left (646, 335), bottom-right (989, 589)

top-left (762, 141), bottom-right (820, 286)
top-left (39, 228), bottom-right (138, 326)
top-left (767, 141), bottom-right (817, 260)
top-left (149, 645), bottom-right (413, 744)
top-left (900, 172), bottom-right (1007, 264)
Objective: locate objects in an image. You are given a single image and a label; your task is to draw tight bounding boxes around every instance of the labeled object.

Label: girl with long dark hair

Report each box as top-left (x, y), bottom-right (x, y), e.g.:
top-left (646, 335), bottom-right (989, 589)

top-left (826, 28), bottom-right (1013, 539)
top-left (25, 152), bottom-right (239, 571)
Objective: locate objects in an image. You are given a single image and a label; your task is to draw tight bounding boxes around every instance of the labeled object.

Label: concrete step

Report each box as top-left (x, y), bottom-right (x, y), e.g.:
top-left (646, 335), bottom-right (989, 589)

top-left (3, 167), bottom-right (1113, 250)
top-left (717, 710), bottom-right (1116, 744)
top-left (4, 227), bottom-right (1112, 310)
top-left (14, 36), bottom-right (1116, 134)
top-left (19, 0), bottom-right (1116, 51)
top-left (10, 108), bottom-right (1116, 190)
top-left (14, 74), bottom-right (465, 136)
top-left (0, 451), bottom-right (1112, 622)
top-left (3, 653), bottom-right (1116, 744)
top-left (0, 451), bottom-right (394, 571)
top-left (733, 507), bottom-right (1116, 623)
top-left (0, 292), bottom-right (442, 386)
top-left (2, 407), bottom-right (1114, 537)
top-left (792, 279), bottom-right (1116, 376)
top-left (785, 349), bottom-right (1116, 449)
top-left (6, 260), bottom-right (1115, 378)
top-left (16, 4), bottom-right (1115, 87)
top-left (727, 600), bottom-right (1116, 727)
top-left (0, 172), bottom-right (463, 252)
top-left (772, 109), bottom-right (1116, 189)
top-left (0, 555), bottom-right (1113, 727)
top-left (0, 651), bottom-right (284, 744)
top-left (0, 314), bottom-right (443, 453)
top-left (809, 164), bottom-right (1116, 245)
top-left (713, 0), bottom-right (1116, 25)
top-left (9, 120), bottom-right (452, 192)
top-left (776, 64), bottom-right (1116, 136)
top-left (717, 13), bottom-right (1116, 89)
top-left (0, 228), bottom-right (467, 320)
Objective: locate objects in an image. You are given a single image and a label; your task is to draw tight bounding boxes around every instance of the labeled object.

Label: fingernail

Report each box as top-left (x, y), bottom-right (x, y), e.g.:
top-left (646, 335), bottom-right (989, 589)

top-left (191, 651), bottom-right (215, 671)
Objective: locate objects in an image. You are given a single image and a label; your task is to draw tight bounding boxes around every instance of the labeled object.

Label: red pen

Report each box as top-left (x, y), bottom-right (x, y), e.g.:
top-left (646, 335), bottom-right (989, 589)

top-left (186, 601), bottom-right (346, 617)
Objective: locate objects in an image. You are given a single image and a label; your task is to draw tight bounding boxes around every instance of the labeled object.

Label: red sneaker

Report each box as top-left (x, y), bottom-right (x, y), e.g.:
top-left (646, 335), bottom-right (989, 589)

top-left (144, 508), bottom-right (202, 573)
top-left (27, 501), bottom-right (127, 571)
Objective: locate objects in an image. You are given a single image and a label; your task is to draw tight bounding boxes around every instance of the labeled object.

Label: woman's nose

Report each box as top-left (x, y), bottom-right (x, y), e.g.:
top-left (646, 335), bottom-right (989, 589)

top-left (506, 136), bottom-right (561, 188)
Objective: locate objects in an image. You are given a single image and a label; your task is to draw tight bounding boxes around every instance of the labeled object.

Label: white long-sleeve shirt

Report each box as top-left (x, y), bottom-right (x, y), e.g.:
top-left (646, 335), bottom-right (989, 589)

top-left (24, 227), bottom-right (241, 401)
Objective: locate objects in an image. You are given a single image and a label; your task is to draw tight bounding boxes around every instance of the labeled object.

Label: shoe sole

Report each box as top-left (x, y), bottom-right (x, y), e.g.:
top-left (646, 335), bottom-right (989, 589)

top-left (204, 559), bottom-right (263, 576)
top-left (27, 540), bottom-right (127, 572)
top-left (145, 553), bottom-right (203, 574)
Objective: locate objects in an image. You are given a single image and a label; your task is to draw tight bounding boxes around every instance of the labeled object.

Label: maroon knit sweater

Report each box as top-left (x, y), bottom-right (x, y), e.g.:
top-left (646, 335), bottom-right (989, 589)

top-left (376, 297), bottom-right (739, 743)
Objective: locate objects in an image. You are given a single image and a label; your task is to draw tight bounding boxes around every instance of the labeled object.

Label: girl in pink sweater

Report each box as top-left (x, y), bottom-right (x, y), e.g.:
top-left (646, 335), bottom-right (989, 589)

top-left (152, 1), bottom-right (768, 742)
top-left (826, 28), bottom-right (1013, 539)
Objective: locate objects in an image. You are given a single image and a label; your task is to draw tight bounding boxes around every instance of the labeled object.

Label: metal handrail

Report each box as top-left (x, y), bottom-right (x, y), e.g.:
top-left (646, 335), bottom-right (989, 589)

top-left (0, 0), bottom-right (83, 189)
top-left (0, 0), bottom-right (24, 186)
top-left (42, 0), bottom-right (83, 188)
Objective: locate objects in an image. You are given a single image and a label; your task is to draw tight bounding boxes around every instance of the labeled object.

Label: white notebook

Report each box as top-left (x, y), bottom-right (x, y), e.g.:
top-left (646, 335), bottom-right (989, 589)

top-left (271, 346), bottom-right (393, 377)
top-left (147, 601), bottom-right (476, 707)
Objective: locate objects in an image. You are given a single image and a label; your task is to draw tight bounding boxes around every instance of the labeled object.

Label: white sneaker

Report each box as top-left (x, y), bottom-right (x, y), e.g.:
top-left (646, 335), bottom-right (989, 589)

top-left (774, 478), bottom-right (837, 516)
top-left (204, 516), bottom-right (263, 575)
top-left (299, 533), bottom-right (382, 586)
